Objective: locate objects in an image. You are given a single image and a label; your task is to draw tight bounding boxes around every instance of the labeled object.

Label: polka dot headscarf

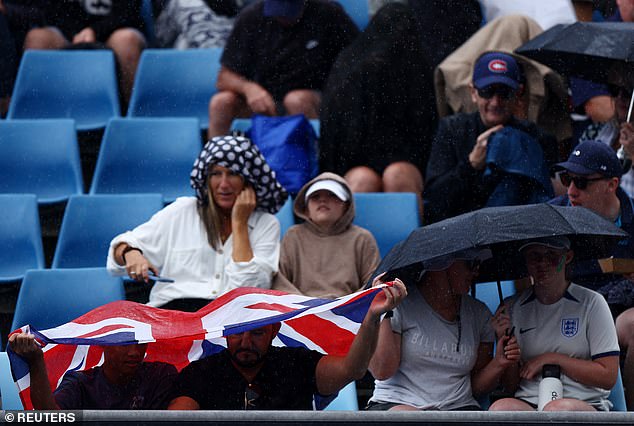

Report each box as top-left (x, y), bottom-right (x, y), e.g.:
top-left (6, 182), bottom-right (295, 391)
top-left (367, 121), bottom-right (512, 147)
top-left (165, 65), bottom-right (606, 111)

top-left (190, 135), bottom-right (288, 214)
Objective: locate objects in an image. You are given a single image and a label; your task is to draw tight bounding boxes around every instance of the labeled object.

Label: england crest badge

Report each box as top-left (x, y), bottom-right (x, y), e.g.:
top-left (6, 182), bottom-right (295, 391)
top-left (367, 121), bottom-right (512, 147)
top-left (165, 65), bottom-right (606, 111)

top-left (561, 318), bottom-right (579, 337)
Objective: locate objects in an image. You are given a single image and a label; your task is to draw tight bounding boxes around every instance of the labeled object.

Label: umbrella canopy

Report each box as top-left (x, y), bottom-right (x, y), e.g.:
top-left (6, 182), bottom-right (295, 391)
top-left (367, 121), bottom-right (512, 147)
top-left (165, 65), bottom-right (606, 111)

top-left (514, 22), bottom-right (634, 85)
top-left (374, 203), bottom-right (629, 286)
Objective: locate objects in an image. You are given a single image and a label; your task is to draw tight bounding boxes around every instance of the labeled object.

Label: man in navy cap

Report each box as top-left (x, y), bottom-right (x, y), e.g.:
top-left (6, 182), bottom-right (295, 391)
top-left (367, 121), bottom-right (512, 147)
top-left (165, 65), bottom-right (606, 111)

top-left (424, 51), bottom-right (559, 223)
top-left (550, 139), bottom-right (634, 409)
top-left (206, 0), bottom-right (358, 139)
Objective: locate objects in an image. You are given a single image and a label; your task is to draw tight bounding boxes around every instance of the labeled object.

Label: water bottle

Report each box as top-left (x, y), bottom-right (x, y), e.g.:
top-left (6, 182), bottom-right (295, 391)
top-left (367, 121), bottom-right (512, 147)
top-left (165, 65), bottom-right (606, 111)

top-left (537, 364), bottom-right (562, 411)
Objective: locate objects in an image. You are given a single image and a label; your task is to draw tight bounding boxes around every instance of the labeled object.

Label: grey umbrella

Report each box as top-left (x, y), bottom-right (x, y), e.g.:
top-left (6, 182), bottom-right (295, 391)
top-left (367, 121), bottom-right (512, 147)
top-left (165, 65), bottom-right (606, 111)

top-left (372, 203), bottom-right (629, 301)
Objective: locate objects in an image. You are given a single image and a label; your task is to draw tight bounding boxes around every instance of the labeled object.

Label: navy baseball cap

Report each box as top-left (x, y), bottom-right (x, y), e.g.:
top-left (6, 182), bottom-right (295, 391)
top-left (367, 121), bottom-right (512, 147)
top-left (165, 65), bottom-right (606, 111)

top-left (472, 52), bottom-right (522, 90)
top-left (263, 0), bottom-right (304, 18)
top-left (553, 140), bottom-right (622, 178)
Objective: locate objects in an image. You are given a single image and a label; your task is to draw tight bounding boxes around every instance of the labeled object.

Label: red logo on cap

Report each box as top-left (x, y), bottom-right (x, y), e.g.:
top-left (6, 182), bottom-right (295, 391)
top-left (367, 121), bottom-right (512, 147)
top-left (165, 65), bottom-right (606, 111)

top-left (488, 59), bottom-right (508, 73)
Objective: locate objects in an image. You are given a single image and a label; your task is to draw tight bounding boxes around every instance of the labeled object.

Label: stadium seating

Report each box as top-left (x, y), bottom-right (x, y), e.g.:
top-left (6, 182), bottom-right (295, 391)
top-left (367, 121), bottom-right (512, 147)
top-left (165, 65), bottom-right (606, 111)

top-left (10, 268), bottom-right (126, 332)
top-left (353, 193), bottom-right (421, 258)
top-left (0, 352), bottom-right (23, 410)
top-left (0, 119), bottom-right (83, 205)
top-left (7, 50), bottom-right (120, 131)
top-left (275, 197), bottom-right (295, 239)
top-left (127, 48), bottom-right (222, 129)
top-left (0, 194), bottom-right (44, 283)
top-left (470, 280), bottom-right (516, 313)
top-left (52, 194), bottom-right (164, 269)
top-left (324, 381), bottom-right (359, 411)
top-left (90, 118), bottom-right (202, 203)
top-left (609, 368), bottom-right (627, 412)
top-left (335, 0), bottom-right (369, 30)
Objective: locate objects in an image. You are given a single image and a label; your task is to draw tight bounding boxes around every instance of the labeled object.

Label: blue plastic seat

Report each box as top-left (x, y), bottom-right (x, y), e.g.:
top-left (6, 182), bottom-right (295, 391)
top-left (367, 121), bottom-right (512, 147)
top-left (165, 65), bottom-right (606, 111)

top-left (10, 268), bottom-right (126, 332)
top-left (231, 118), bottom-right (321, 138)
top-left (0, 352), bottom-right (23, 410)
top-left (471, 281), bottom-right (516, 313)
top-left (7, 50), bottom-right (120, 131)
top-left (275, 197), bottom-right (295, 239)
top-left (609, 368), bottom-right (627, 412)
top-left (128, 48), bottom-right (222, 129)
top-left (324, 381), bottom-right (359, 410)
top-left (0, 119), bottom-right (83, 205)
top-left (52, 194), bottom-right (164, 269)
top-left (0, 194), bottom-right (44, 283)
top-left (353, 193), bottom-right (421, 258)
top-left (335, 0), bottom-right (369, 30)
top-left (90, 118), bottom-right (202, 203)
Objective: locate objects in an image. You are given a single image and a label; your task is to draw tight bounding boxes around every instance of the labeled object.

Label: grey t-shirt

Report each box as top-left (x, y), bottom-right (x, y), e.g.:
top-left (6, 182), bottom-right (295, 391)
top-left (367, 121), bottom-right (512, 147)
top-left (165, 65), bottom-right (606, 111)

top-left (370, 288), bottom-right (494, 409)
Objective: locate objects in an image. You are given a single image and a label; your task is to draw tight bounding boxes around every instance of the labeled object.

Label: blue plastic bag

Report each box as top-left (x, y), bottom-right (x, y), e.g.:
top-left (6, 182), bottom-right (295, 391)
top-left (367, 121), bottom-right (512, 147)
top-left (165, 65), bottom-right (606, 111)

top-left (247, 114), bottom-right (318, 195)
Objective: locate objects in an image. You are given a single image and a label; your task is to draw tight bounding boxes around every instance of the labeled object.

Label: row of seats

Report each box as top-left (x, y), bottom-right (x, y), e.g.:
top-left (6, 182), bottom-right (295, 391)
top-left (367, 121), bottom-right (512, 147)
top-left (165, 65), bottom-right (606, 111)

top-left (0, 192), bottom-right (420, 283)
top-left (0, 117), bottom-right (321, 206)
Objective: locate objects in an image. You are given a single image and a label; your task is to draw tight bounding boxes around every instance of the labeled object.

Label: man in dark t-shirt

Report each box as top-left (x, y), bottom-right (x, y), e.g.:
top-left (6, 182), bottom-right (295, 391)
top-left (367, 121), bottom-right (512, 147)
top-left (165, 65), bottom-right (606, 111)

top-left (168, 280), bottom-right (406, 410)
top-left (207, 0), bottom-right (359, 138)
top-left (8, 336), bottom-right (177, 409)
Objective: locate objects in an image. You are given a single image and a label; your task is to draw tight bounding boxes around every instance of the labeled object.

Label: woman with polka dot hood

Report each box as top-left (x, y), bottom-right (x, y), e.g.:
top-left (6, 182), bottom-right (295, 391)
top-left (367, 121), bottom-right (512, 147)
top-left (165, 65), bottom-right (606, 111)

top-left (107, 135), bottom-right (288, 311)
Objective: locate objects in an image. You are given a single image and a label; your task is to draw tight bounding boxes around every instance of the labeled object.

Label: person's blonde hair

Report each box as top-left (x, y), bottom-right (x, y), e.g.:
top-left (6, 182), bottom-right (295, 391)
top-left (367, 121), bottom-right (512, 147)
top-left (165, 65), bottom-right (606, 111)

top-left (198, 197), bottom-right (224, 250)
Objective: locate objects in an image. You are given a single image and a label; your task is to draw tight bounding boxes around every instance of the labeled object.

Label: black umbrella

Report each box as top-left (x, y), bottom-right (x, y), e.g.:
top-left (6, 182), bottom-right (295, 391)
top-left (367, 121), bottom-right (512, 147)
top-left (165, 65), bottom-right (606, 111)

top-left (514, 22), bottom-right (634, 85)
top-left (373, 203), bottom-right (629, 300)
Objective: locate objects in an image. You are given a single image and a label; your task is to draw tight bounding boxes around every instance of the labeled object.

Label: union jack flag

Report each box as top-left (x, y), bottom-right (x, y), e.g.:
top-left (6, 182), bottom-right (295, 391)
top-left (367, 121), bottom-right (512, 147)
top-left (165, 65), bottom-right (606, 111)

top-left (7, 286), bottom-right (386, 410)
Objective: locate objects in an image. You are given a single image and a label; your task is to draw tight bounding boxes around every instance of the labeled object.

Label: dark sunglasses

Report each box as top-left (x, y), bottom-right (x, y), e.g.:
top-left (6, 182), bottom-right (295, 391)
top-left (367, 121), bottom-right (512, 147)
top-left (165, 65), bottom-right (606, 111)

top-left (477, 86), bottom-right (515, 100)
top-left (244, 383), bottom-right (262, 410)
top-left (559, 173), bottom-right (608, 190)
top-left (608, 84), bottom-right (633, 100)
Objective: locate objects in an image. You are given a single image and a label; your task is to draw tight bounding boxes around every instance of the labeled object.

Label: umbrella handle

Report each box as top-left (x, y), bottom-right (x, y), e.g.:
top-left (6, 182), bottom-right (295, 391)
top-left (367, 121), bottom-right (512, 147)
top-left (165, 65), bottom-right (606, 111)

top-left (625, 90), bottom-right (634, 123)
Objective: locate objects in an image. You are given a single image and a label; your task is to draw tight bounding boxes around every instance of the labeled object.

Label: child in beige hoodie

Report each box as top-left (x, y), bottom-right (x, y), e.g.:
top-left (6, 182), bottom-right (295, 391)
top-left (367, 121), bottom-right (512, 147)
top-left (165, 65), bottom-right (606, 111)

top-left (272, 172), bottom-right (380, 298)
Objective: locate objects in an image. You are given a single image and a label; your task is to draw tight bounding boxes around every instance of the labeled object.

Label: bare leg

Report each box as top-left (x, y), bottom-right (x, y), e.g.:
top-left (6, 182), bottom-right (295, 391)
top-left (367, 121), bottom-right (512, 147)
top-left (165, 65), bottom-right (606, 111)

top-left (208, 90), bottom-right (252, 139)
top-left (283, 89), bottom-right (320, 118)
top-left (23, 27), bottom-right (68, 50)
top-left (382, 161), bottom-right (424, 221)
top-left (106, 28), bottom-right (146, 104)
top-left (344, 166), bottom-right (383, 192)
top-left (489, 397), bottom-right (535, 411)
top-left (617, 308), bottom-right (634, 410)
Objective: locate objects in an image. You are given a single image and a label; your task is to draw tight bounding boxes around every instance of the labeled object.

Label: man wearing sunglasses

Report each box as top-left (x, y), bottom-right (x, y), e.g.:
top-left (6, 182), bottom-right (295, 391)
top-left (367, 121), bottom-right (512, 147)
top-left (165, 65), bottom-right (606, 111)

top-left (424, 51), bottom-right (558, 224)
top-left (550, 139), bottom-right (634, 409)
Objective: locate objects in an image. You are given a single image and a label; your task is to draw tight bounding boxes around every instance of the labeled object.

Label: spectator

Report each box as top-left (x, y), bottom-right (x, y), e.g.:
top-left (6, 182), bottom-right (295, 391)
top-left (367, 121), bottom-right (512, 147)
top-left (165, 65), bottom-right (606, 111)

top-left (9, 333), bottom-right (177, 409)
top-left (167, 277), bottom-right (406, 409)
top-left (489, 236), bottom-right (619, 411)
top-left (206, 0), bottom-right (359, 139)
top-left (319, 3), bottom-right (436, 217)
top-left (154, 0), bottom-right (244, 48)
top-left (22, 0), bottom-right (146, 104)
top-left (550, 140), bottom-right (634, 410)
top-left (424, 51), bottom-right (559, 224)
top-left (367, 249), bottom-right (521, 410)
top-left (478, 0), bottom-right (578, 30)
top-left (272, 172), bottom-right (380, 298)
top-left (107, 135), bottom-right (287, 312)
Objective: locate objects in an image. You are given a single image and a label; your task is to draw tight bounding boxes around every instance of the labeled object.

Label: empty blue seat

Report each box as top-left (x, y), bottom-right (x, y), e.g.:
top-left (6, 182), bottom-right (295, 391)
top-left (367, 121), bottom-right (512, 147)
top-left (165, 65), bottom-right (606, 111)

top-left (90, 118), bottom-right (202, 203)
top-left (52, 194), bottom-right (164, 269)
top-left (0, 119), bottom-right (83, 205)
top-left (7, 50), bottom-right (120, 131)
top-left (0, 352), bottom-right (23, 410)
top-left (0, 194), bottom-right (44, 283)
top-left (10, 268), bottom-right (126, 332)
top-left (335, 0), bottom-right (369, 30)
top-left (128, 48), bottom-right (222, 129)
top-left (353, 193), bottom-right (421, 258)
